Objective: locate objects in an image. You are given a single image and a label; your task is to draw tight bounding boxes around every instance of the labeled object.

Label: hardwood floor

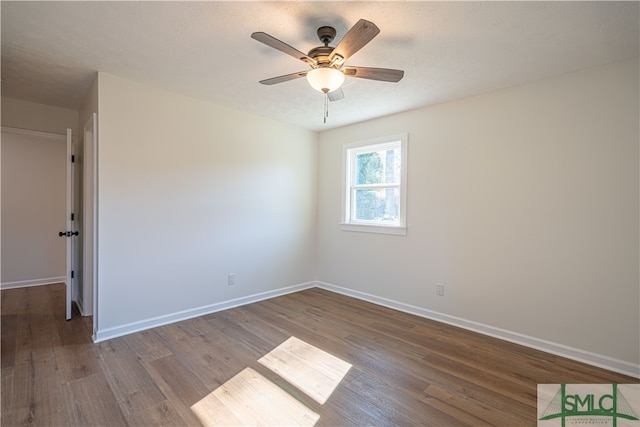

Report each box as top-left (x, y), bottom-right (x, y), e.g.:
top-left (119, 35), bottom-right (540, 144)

top-left (1, 283), bottom-right (635, 426)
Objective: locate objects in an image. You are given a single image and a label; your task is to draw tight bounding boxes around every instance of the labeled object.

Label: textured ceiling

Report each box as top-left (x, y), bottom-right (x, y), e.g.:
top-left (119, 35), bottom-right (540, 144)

top-left (2, 1), bottom-right (639, 131)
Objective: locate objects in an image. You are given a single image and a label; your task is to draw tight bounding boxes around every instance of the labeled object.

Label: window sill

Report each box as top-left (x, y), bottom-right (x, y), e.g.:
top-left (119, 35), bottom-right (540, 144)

top-left (340, 223), bottom-right (407, 236)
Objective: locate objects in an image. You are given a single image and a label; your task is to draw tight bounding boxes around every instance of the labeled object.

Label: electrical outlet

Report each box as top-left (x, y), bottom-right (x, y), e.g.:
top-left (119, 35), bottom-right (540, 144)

top-left (435, 283), bottom-right (445, 296)
top-left (228, 274), bottom-right (235, 286)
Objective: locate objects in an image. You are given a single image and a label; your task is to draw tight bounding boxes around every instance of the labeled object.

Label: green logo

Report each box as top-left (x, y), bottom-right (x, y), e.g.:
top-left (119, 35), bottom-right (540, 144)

top-left (539, 384), bottom-right (639, 427)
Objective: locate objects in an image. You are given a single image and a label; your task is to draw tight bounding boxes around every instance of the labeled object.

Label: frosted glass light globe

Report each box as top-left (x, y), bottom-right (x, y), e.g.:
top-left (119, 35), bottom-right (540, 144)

top-left (306, 68), bottom-right (345, 93)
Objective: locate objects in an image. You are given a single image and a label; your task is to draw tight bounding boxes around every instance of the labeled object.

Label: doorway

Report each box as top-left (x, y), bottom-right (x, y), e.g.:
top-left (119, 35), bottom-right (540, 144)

top-left (1, 126), bottom-right (88, 321)
top-left (1, 128), bottom-right (67, 288)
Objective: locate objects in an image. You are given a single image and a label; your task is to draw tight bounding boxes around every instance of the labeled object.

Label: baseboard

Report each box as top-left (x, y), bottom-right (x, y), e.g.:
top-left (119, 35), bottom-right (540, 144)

top-left (94, 281), bottom-right (316, 343)
top-left (75, 298), bottom-right (86, 316)
top-left (91, 278), bottom-right (639, 378)
top-left (1, 277), bottom-right (65, 290)
top-left (315, 281), bottom-right (640, 379)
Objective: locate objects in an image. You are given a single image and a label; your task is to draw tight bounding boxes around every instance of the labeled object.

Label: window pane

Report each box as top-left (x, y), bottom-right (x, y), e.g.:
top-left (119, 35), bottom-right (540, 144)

top-left (355, 147), bottom-right (400, 185)
top-left (354, 187), bottom-right (399, 223)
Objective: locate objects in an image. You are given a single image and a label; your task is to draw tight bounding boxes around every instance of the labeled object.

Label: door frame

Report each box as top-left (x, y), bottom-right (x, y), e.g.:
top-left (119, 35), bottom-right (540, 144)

top-left (65, 129), bottom-right (75, 320)
top-left (83, 113), bottom-right (98, 338)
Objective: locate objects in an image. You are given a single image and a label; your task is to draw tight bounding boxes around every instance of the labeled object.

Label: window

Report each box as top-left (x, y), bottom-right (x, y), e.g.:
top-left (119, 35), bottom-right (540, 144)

top-left (342, 133), bottom-right (408, 235)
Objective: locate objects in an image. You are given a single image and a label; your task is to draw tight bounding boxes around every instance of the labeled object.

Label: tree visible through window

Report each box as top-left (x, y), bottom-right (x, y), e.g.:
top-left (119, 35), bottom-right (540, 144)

top-left (354, 148), bottom-right (400, 222)
top-left (343, 134), bottom-right (407, 234)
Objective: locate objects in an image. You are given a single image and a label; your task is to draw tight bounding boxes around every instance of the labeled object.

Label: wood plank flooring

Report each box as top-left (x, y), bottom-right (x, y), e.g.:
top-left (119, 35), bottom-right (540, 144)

top-left (1, 283), bottom-right (636, 426)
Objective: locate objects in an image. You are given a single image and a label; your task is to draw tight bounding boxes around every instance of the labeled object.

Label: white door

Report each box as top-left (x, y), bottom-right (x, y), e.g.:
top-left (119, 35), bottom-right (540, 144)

top-left (64, 128), bottom-right (78, 320)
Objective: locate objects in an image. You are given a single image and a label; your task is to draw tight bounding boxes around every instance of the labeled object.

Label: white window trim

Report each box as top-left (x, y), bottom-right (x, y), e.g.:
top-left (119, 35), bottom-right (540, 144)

top-left (341, 133), bottom-right (408, 235)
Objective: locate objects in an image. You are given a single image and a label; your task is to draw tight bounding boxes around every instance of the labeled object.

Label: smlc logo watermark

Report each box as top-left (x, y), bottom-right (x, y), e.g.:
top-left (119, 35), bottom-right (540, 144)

top-left (538, 384), bottom-right (640, 427)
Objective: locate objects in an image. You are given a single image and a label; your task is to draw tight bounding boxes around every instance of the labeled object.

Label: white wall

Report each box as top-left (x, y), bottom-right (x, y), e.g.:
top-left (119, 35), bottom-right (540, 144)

top-left (79, 75), bottom-right (98, 134)
top-left (1, 130), bottom-right (67, 286)
top-left (1, 97), bottom-right (79, 134)
top-left (317, 59), bottom-right (639, 371)
top-left (95, 73), bottom-right (317, 336)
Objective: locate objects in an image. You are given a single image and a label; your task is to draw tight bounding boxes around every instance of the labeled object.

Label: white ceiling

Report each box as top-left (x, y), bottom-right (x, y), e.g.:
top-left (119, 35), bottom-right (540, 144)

top-left (2, 1), bottom-right (638, 132)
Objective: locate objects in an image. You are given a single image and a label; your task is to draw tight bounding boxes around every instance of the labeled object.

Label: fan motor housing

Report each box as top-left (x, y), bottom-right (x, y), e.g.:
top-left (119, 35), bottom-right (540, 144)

top-left (308, 46), bottom-right (334, 67)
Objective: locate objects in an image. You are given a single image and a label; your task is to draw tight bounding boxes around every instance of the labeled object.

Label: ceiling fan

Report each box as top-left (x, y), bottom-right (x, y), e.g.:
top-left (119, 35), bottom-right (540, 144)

top-left (251, 19), bottom-right (404, 122)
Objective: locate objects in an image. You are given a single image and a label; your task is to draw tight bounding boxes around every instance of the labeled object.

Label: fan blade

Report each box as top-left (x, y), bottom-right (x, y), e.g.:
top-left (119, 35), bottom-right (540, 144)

top-left (329, 19), bottom-right (380, 65)
top-left (251, 32), bottom-right (317, 66)
top-left (328, 88), bottom-right (344, 102)
top-left (342, 66), bottom-right (404, 82)
top-left (259, 71), bottom-right (308, 85)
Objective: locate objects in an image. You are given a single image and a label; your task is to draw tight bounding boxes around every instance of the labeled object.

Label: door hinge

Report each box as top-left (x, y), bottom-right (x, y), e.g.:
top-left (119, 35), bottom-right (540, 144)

top-left (71, 155), bottom-right (75, 163)
top-left (71, 213), bottom-right (75, 221)
top-left (71, 271), bottom-right (75, 279)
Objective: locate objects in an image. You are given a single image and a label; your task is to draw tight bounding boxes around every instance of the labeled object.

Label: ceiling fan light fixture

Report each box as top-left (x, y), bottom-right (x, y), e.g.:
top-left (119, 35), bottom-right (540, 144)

top-left (306, 68), bottom-right (345, 93)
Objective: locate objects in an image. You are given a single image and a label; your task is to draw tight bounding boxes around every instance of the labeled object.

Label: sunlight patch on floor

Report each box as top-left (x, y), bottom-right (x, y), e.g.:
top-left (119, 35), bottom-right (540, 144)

top-left (191, 337), bottom-right (352, 426)
top-left (191, 367), bottom-right (320, 427)
top-left (258, 336), bottom-right (352, 404)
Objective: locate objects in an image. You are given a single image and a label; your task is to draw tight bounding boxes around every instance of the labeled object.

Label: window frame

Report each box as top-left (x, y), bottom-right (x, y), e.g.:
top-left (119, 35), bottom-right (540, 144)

top-left (341, 133), bottom-right (408, 235)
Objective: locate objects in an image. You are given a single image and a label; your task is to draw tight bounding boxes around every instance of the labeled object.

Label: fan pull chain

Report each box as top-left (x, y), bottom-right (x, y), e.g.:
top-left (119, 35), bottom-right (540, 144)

top-left (324, 91), bottom-right (328, 124)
